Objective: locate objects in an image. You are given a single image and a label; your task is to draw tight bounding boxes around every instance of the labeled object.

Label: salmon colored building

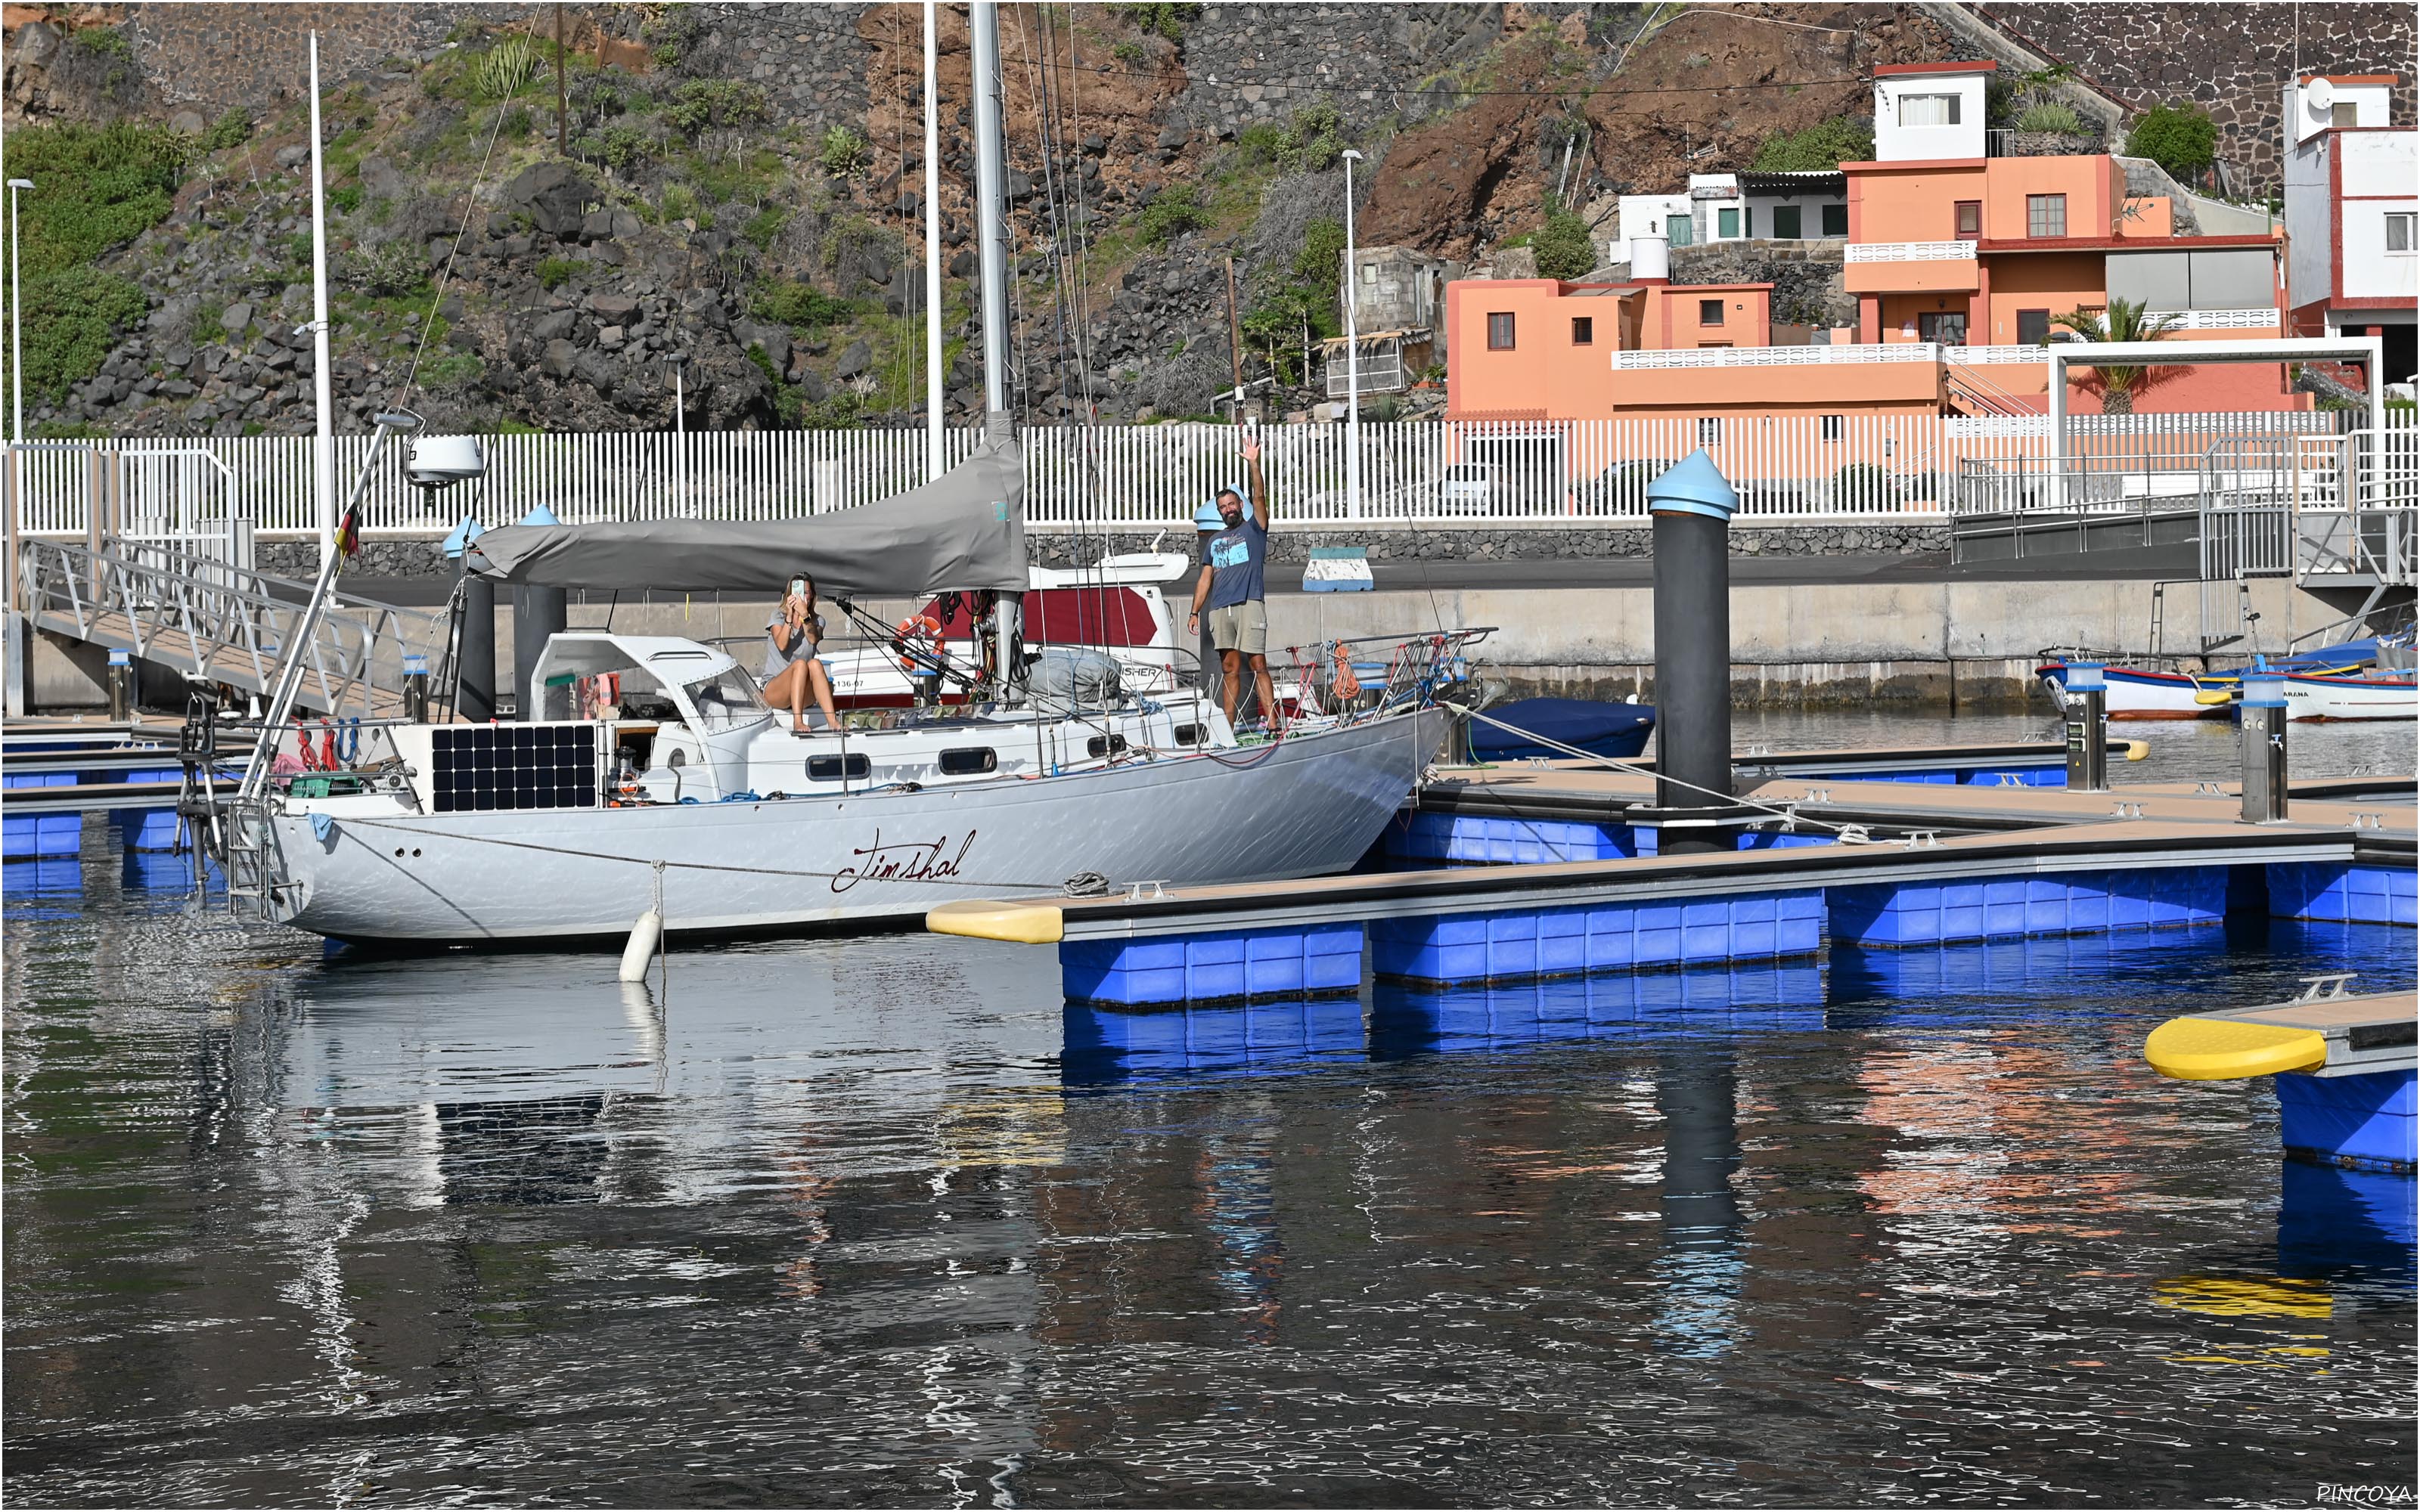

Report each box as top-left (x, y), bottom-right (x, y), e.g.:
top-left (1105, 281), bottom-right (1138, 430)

top-left (1444, 60), bottom-right (2308, 423)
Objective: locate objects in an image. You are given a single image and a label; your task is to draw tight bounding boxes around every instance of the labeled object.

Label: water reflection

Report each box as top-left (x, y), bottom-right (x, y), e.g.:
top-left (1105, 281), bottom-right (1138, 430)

top-left (5, 876), bottom-right (2415, 1504)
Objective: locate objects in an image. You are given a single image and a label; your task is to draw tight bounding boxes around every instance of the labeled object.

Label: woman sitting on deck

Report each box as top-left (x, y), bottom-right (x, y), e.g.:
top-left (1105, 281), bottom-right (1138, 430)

top-left (764, 572), bottom-right (842, 736)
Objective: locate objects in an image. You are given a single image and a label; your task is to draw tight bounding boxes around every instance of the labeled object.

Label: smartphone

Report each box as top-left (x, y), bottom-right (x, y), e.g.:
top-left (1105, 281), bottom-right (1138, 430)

top-left (788, 577), bottom-right (808, 600)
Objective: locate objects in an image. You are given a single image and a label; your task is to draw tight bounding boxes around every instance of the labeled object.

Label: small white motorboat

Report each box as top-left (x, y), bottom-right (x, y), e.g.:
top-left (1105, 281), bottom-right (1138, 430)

top-left (2278, 668), bottom-right (2418, 721)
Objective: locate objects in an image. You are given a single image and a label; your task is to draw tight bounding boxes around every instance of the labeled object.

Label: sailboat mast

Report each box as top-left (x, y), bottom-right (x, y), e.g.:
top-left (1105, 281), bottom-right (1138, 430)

top-left (968, 0), bottom-right (1019, 689)
top-left (922, 1), bottom-right (944, 480)
top-left (307, 33), bottom-right (336, 568)
top-left (970, 1), bottom-right (1011, 416)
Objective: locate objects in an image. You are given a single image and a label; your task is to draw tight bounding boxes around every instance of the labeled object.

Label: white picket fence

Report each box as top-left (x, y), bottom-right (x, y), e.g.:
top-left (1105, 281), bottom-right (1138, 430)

top-left (2, 412), bottom-right (2392, 539)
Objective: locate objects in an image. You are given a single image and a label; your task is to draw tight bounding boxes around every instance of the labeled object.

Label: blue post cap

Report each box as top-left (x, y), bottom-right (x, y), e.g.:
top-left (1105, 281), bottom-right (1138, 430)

top-left (108, 647), bottom-right (130, 665)
top-left (440, 515), bottom-right (486, 560)
top-left (2065, 660), bottom-right (2106, 692)
top-left (1645, 450), bottom-right (1739, 523)
top-left (517, 504), bottom-right (562, 527)
top-left (403, 652), bottom-right (429, 674)
top-left (1193, 500), bottom-right (1226, 531)
top-left (2241, 671), bottom-right (2288, 708)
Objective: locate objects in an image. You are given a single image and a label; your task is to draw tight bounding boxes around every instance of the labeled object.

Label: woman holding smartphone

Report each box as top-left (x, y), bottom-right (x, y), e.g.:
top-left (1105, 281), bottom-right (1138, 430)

top-left (762, 571), bottom-right (842, 735)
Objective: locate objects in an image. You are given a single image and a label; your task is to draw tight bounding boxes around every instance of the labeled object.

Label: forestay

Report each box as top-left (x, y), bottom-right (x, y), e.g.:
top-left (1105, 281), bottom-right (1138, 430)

top-left (462, 434), bottom-right (1025, 595)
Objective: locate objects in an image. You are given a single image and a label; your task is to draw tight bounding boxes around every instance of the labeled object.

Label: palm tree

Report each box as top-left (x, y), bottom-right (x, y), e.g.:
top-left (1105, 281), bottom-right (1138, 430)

top-left (2051, 296), bottom-right (2185, 414)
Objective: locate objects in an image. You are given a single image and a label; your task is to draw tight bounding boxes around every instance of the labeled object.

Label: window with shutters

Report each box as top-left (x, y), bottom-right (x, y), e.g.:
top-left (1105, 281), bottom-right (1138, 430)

top-left (1773, 204), bottom-right (1803, 239)
top-left (1821, 203), bottom-right (1848, 237)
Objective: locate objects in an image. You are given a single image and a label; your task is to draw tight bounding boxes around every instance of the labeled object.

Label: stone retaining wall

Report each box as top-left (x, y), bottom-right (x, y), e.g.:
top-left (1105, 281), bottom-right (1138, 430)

top-left (1028, 522), bottom-right (1950, 567)
top-left (259, 521), bottom-right (1952, 581)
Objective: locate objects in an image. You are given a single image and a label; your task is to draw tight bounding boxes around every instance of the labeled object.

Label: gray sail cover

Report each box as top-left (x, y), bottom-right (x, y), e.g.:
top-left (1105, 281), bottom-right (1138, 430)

top-left (463, 436), bottom-right (1025, 595)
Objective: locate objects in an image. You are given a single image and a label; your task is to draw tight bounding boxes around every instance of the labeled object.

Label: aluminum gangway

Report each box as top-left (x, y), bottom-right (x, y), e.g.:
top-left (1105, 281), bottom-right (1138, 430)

top-left (14, 535), bottom-right (449, 720)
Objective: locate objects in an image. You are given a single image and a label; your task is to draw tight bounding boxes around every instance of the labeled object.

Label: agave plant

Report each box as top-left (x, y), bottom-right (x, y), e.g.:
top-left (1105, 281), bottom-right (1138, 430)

top-left (474, 33), bottom-right (542, 103)
top-left (2051, 296), bottom-right (2185, 414)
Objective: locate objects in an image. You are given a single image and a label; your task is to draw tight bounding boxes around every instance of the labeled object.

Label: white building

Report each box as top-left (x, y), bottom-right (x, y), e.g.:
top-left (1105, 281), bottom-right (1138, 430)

top-left (2287, 72), bottom-right (2397, 144)
top-left (1872, 60), bottom-right (1992, 163)
top-left (2281, 73), bottom-right (2416, 382)
top-left (1613, 172), bottom-right (1845, 260)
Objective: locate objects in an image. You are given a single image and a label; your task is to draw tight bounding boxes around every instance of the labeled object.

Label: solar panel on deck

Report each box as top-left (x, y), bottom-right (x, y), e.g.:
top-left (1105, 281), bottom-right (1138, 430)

top-left (431, 725), bottom-right (597, 814)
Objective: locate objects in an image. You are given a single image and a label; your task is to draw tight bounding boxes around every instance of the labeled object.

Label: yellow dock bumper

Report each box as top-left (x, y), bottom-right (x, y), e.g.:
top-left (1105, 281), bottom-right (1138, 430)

top-left (927, 899), bottom-right (1065, 944)
top-left (2143, 1015), bottom-right (2328, 1080)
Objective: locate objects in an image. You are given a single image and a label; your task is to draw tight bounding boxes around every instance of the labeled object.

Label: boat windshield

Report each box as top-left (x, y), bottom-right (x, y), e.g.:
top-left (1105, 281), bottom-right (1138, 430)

top-left (681, 665), bottom-right (769, 730)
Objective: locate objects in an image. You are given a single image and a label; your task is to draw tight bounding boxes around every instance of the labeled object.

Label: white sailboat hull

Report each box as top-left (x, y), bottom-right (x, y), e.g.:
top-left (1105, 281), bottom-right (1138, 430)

top-left (266, 708), bottom-right (1447, 943)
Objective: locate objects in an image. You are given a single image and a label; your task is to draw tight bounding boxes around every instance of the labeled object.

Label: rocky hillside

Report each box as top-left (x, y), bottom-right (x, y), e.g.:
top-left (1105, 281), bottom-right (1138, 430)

top-left (2, 2), bottom-right (2400, 442)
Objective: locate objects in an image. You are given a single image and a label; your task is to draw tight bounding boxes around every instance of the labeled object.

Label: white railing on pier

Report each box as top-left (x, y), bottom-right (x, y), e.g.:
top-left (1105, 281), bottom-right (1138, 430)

top-left (5, 411), bottom-right (2403, 537)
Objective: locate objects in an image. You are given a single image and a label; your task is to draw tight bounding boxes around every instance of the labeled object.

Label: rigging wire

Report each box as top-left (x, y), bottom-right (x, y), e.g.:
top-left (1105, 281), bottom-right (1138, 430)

top-left (385, 8), bottom-right (542, 416)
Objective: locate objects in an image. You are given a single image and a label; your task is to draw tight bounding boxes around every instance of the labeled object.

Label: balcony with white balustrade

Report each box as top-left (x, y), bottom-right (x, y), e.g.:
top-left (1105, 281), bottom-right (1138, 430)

top-left (1842, 240), bottom-right (1981, 294)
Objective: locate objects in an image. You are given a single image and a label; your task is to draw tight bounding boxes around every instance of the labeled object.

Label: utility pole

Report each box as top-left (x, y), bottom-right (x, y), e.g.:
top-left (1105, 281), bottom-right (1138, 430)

top-left (1223, 256), bottom-right (1245, 423)
top-left (554, 5), bottom-right (569, 158)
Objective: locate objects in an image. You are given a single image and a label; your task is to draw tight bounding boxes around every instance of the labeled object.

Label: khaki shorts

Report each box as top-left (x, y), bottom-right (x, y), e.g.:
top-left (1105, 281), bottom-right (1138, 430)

top-left (1208, 600), bottom-right (1267, 656)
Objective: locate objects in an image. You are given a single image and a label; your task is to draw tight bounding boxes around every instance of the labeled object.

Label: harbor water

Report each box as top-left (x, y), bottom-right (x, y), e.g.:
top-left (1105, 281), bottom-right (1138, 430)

top-left (5, 713), bottom-right (2413, 1507)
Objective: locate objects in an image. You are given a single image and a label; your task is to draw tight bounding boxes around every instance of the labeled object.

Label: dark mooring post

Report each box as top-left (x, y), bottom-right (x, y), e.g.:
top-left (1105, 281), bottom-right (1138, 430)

top-left (1646, 451), bottom-right (1742, 856)
top-left (513, 584), bottom-right (566, 720)
top-left (447, 516), bottom-right (497, 723)
top-left (504, 506), bottom-right (566, 721)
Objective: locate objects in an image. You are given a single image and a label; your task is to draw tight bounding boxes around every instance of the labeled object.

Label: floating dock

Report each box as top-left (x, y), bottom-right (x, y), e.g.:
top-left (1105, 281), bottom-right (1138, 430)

top-left (2146, 983), bottom-right (2417, 1172)
top-left (930, 742), bottom-right (2415, 1008)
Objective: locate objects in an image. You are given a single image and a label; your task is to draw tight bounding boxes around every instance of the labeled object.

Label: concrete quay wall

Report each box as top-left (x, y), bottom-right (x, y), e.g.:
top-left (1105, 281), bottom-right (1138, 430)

top-left (1267, 575), bottom-right (2345, 709)
top-left (30, 575), bottom-right (2344, 713)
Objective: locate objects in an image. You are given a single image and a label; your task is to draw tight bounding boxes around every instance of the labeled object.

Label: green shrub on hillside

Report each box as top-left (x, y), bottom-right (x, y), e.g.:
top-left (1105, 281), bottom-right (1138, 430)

top-left (536, 256), bottom-right (579, 290)
top-left (17, 267), bottom-right (147, 401)
top-left (201, 108), bottom-right (252, 153)
top-left (2126, 102), bottom-right (2217, 181)
top-left (1236, 101), bottom-right (1348, 174)
top-left (819, 125), bottom-right (869, 177)
top-left (1751, 114), bottom-right (1873, 172)
top-left (2015, 101), bottom-right (2083, 135)
top-left (753, 280), bottom-right (855, 329)
top-left (1111, 2), bottom-right (1199, 41)
top-left (0, 121), bottom-right (188, 398)
top-left (1532, 197), bottom-right (1596, 280)
top-left (474, 33), bottom-right (542, 101)
top-left (1137, 184), bottom-right (1206, 246)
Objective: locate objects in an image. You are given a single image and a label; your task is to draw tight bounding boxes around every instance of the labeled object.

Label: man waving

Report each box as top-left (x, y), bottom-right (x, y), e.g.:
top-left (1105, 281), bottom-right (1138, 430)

top-left (1187, 433), bottom-right (1277, 732)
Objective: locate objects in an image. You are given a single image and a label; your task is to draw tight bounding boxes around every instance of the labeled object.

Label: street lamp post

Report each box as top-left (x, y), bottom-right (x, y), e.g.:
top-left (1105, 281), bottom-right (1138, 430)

top-left (5, 178), bottom-right (31, 719)
top-left (1340, 149), bottom-right (1362, 520)
top-left (7, 177), bottom-right (30, 445)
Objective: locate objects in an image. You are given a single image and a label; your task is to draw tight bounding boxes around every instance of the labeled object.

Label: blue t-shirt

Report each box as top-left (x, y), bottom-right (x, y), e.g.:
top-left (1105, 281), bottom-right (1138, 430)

top-left (1204, 516), bottom-right (1267, 610)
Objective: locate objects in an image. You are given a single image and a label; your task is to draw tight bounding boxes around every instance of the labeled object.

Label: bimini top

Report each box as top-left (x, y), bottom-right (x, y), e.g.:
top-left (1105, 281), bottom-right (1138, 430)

top-left (464, 434), bottom-right (1026, 596)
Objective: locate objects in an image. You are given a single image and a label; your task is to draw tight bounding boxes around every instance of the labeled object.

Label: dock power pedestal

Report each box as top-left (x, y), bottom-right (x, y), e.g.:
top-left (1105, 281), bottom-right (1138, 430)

top-left (2239, 671), bottom-right (2289, 824)
top-left (2064, 661), bottom-right (2108, 792)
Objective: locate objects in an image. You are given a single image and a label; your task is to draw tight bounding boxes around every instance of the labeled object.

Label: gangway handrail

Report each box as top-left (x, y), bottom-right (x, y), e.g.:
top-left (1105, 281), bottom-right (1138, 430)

top-left (16, 534), bottom-right (444, 720)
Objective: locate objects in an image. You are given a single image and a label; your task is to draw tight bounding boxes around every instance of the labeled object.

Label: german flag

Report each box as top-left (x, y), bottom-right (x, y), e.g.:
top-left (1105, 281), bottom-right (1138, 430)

top-left (334, 500), bottom-right (361, 562)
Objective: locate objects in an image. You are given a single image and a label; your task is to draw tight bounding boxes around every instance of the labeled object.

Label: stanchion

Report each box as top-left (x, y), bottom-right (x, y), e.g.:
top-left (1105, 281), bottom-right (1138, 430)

top-left (2240, 671), bottom-right (2288, 824)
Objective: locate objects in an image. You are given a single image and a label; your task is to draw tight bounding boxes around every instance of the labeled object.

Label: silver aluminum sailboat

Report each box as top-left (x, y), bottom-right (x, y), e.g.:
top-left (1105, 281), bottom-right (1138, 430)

top-left (219, 2), bottom-right (1458, 945)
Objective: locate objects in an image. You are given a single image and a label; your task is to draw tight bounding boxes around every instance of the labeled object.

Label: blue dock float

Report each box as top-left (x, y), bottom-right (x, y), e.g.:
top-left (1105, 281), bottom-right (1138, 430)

top-left (932, 795), bottom-right (2394, 1005)
top-left (2145, 984), bottom-right (2417, 1173)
